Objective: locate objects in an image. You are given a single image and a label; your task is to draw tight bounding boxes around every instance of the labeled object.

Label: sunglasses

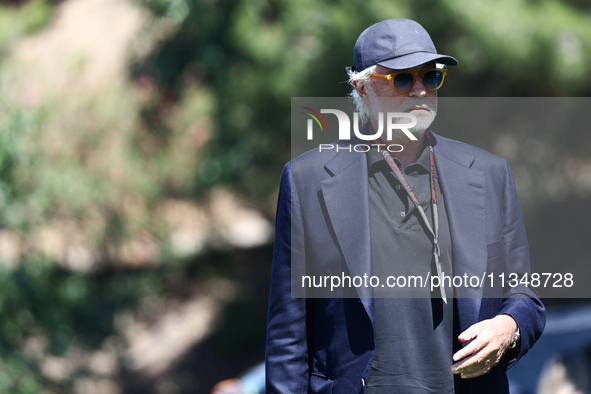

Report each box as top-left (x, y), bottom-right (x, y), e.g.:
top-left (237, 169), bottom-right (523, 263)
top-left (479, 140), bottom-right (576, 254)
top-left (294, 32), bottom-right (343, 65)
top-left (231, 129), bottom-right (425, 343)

top-left (369, 68), bottom-right (448, 94)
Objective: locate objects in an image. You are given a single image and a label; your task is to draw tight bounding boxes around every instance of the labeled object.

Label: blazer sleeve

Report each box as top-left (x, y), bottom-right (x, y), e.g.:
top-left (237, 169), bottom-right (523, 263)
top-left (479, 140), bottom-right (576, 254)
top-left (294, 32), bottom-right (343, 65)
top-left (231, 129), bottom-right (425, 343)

top-left (265, 162), bottom-right (311, 393)
top-left (496, 159), bottom-right (546, 368)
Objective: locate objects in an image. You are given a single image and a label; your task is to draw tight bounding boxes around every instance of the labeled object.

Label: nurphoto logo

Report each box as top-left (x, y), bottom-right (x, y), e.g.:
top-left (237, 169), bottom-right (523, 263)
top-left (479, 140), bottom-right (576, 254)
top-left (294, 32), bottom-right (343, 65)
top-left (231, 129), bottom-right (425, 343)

top-left (302, 107), bottom-right (418, 153)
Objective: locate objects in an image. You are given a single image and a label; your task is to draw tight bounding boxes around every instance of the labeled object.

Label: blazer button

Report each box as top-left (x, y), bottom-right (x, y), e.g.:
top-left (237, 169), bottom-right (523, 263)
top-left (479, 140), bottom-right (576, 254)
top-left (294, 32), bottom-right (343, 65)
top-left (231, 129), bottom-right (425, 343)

top-left (369, 334), bottom-right (374, 343)
top-left (361, 378), bottom-right (366, 388)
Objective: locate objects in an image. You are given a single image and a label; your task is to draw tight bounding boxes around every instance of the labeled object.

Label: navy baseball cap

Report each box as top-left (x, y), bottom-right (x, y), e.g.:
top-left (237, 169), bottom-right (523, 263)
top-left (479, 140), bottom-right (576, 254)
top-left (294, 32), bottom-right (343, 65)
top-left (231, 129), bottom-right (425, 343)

top-left (346, 19), bottom-right (457, 75)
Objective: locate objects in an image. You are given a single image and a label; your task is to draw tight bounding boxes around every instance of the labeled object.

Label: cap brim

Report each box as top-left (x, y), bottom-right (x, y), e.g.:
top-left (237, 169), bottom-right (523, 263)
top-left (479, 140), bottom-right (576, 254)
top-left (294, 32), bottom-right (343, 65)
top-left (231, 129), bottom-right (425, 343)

top-left (377, 52), bottom-right (457, 70)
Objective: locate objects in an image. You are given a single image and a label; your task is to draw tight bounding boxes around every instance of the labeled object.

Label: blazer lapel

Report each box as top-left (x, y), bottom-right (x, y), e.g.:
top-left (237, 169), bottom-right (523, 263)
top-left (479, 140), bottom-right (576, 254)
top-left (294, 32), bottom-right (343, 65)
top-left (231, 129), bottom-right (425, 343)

top-left (432, 133), bottom-right (487, 330)
top-left (321, 143), bottom-right (374, 324)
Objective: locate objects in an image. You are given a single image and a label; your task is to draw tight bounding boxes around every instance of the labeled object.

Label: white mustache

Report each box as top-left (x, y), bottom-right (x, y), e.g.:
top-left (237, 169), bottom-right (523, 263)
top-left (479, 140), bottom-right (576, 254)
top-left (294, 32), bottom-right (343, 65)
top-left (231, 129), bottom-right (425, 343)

top-left (398, 98), bottom-right (436, 113)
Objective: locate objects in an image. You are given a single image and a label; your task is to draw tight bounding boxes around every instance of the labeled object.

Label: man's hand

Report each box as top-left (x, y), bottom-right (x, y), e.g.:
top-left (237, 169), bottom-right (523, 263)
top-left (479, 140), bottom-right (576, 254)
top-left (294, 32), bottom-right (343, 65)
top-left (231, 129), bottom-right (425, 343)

top-left (451, 315), bottom-right (518, 379)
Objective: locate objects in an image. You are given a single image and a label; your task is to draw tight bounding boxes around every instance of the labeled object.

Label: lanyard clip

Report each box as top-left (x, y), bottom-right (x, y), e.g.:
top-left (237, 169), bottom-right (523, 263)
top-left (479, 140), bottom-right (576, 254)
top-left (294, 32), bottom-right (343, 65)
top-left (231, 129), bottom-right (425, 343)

top-left (433, 239), bottom-right (441, 256)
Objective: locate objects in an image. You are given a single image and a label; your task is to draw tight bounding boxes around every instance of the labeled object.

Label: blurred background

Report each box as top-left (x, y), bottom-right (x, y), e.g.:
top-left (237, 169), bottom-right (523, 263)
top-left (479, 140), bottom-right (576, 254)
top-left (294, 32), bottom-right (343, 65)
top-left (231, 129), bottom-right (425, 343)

top-left (0, 0), bottom-right (590, 393)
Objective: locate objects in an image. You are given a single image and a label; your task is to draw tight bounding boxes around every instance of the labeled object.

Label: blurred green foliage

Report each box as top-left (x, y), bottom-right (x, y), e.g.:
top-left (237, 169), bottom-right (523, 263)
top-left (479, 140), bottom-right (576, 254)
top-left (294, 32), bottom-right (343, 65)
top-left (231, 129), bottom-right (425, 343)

top-left (132, 0), bottom-right (591, 206)
top-left (0, 0), bottom-right (588, 392)
top-left (0, 0), bottom-right (51, 54)
top-left (0, 257), bottom-right (170, 393)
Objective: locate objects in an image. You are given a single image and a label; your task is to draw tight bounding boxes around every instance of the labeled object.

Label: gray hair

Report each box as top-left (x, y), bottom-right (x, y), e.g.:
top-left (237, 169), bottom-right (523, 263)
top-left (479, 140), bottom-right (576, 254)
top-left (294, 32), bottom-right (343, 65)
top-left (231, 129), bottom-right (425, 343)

top-left (347, 65), bottom-right (376, 125)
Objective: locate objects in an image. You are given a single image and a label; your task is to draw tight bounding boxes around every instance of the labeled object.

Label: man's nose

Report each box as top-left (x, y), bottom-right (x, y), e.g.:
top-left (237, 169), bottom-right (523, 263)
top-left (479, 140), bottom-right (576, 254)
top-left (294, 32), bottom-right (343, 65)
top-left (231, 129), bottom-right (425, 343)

top-left (409, 75), bottom-right (427, 97)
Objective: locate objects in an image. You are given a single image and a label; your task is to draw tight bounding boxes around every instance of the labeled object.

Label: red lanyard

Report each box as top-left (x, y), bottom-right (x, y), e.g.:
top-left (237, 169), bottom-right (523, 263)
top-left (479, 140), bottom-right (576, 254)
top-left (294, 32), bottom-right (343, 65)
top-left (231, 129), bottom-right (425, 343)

top-left (373, 130), bottom-right (447, 302)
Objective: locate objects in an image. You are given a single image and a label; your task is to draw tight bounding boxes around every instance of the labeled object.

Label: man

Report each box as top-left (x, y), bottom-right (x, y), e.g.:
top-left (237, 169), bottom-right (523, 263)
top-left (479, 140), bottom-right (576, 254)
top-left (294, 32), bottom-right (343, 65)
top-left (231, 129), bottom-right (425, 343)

top-left (266, 19), bottom-right (545, 393)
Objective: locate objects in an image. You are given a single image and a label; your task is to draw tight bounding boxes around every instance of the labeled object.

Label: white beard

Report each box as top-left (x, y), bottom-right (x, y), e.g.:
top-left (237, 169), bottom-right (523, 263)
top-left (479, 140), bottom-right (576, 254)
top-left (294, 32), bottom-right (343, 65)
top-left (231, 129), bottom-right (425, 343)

top-left (365, 89), bottom-right (437, 139)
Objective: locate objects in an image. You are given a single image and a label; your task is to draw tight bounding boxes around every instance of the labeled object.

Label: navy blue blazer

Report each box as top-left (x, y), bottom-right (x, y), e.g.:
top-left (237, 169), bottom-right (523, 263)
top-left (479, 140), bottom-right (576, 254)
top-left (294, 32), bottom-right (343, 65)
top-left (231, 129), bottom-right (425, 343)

top-left (266, 132), bottom-right (545, 394)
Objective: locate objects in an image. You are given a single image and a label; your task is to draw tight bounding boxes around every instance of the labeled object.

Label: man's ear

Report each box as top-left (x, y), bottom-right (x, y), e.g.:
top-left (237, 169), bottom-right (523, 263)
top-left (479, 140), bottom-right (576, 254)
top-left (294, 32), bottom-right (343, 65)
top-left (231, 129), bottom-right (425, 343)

top-left (353, 80), bottom-right (367, 97)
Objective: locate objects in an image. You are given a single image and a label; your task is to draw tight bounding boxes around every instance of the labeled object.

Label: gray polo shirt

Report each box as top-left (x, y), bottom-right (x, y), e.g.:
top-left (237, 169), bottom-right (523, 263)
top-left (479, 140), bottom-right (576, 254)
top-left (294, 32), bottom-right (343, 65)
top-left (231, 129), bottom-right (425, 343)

top-left (366, 143), bottom-right (462, 393)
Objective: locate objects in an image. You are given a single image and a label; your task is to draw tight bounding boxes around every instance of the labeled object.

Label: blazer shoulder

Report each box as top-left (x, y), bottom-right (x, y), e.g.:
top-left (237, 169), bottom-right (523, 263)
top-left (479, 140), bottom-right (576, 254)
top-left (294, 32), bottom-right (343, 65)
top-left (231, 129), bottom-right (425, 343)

top-left (290, 139), bottom-right (357, 178)
top-left (291, 140), bottom-right (342, 165)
